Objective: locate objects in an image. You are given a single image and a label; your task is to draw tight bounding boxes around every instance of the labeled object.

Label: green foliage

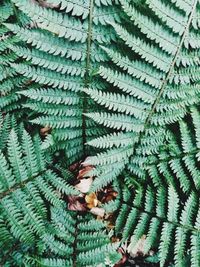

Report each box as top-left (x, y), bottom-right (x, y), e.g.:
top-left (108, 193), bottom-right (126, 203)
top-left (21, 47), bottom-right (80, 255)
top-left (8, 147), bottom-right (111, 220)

top-left (0, 0), bottom-right (33, 113)
top-left (84, 0), bottom-right (200, 193)
top-left (4, 0), bottom-right (121, 162)
top-left (114, 181), bottom-right (200, 267)
top-left (1, 0), bottom-right (200, 266)
top-left (110, 106), bottom-right (200, 266)
top-left (0, 115), bottom-right (119, 266)
top-left (24, 208), bottom-right (120, 267)
top-left (0, 115), bottom-right (76, 264)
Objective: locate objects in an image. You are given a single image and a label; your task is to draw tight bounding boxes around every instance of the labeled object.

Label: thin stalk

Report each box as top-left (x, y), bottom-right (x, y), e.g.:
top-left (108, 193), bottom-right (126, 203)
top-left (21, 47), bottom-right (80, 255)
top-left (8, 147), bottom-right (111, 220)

top-left (82, 0), bottom-right (94, 157)
top-left (144, 0), bottom-right (198, 127)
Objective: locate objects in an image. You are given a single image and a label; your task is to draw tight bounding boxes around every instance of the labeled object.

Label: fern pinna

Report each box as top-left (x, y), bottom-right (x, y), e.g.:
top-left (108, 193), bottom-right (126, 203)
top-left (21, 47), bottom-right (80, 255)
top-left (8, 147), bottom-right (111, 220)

top-left (1, 0), bottom-right (200, 266)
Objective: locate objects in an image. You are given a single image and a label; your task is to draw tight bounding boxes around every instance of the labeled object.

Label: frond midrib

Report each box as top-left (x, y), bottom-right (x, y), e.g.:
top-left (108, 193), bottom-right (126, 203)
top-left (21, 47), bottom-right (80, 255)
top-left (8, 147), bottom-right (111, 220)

top-left (81, 0), bottom-right (94, 156)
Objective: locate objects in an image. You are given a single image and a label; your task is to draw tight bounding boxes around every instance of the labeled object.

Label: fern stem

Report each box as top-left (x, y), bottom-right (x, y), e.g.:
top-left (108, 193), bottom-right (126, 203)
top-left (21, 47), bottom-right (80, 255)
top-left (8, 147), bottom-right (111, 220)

top-left (0, 157), bottom-right (77, 200)
top-left (82, 0), bottom-right (94, 157)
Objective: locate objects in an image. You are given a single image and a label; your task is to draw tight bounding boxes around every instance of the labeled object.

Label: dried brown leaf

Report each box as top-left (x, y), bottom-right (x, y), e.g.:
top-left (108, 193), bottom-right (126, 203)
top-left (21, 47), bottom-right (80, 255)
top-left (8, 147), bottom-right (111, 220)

top-left (114, 247), bottom-right (128, 267)
top-left (40, 126), bottom-right (51, 136)
top-left (77, 165), bottom-right (93, 179)
top-left (67, 195), bottom-right (86, 211)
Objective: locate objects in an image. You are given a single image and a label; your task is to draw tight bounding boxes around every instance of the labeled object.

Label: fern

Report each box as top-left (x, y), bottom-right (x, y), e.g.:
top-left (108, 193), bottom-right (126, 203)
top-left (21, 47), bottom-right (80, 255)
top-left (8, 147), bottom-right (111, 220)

top-left (0, 115), bottom-right (120, 266)
top-left (1, 0), bottom-right (200, 266)
top-left (105, 106), bottom-right (200, 266)
top-left (0, 0), bottom-right (34, 113)
top-left (144, 106), bottom-right (200, 193)
top-left (84, 0), bottom-right (200, 188)
top-left (2, 206), bottom-right (120, 266)
top-left (114, 182), bottom-right (200, 267)
top-left (23, 208), bottom-right (120, 267)
top-left (5, 0), bottom-right (121, 163)
top-left (0, 115), bottom-right (80, 265)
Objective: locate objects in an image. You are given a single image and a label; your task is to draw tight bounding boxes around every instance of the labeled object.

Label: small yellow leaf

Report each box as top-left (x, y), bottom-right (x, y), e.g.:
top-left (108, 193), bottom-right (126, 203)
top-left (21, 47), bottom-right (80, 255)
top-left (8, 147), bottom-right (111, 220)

top-left (85, 192), bottom-right (98, 209)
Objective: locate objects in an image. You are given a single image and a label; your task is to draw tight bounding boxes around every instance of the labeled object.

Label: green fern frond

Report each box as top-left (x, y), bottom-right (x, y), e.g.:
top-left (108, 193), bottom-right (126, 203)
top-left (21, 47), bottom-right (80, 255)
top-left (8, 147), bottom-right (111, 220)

top-left (2, 0), bottom-right (200, 265)
top-left (85, 0), bottom-right (200, 200)
top-left (22, 208), bottom-right (121, 267)
top-left (0, 6), bottom-right (32, 113)
top-left (0, 116), bottom-right (80, 264)
top-left (5, 0), bottom-right (121, 157)
top-left (116, 182), bottom-right (200, 266)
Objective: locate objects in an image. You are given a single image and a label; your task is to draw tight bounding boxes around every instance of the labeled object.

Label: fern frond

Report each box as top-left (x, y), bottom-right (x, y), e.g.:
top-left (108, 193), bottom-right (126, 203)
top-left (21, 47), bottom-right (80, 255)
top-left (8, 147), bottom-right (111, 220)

top-left (0, 116), bottom-right (79, 263)
top-left (86, 0), bottom-right (200, 204)
top-left (5, 0), bottom-right (121, 155)
top-left (116, 181), bottom-right (200, 267)
top-left (23, 208), bottom-right (120, 267)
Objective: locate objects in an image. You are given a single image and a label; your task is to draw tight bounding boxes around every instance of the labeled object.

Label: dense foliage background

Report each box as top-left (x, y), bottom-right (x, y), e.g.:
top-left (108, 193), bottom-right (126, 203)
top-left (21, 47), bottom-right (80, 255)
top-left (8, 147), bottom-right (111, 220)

top-left (1, 0), bottom-right (200, 266)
